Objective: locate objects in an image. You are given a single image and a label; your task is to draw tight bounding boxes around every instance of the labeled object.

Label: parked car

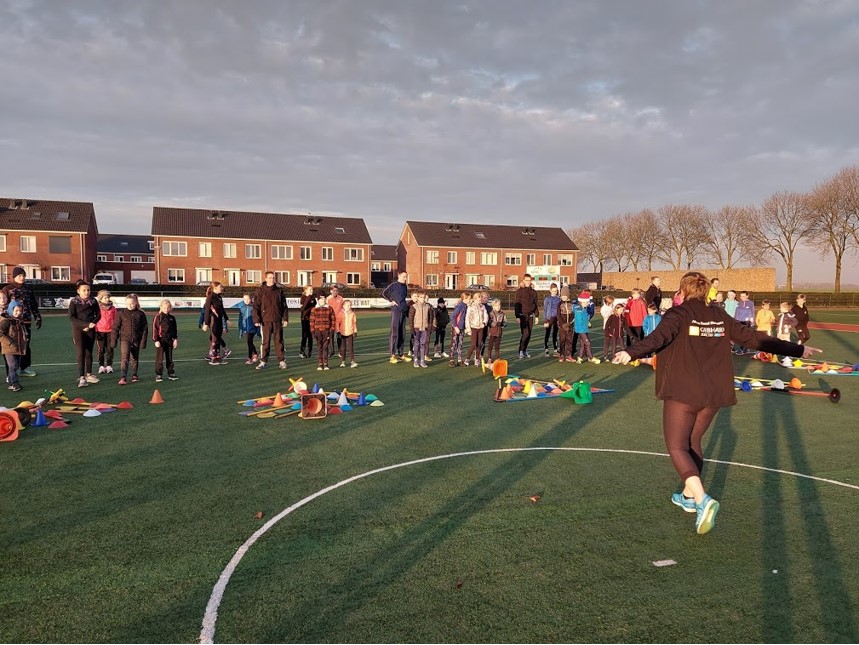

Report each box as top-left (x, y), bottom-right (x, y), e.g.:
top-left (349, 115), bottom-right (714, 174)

top-left (92, 273), bottom-right (118, 285)
top-left (320, 282), bottom-right (347, 290)
top-left (24, 278), bottom-right (50, 285)
top-left (406, 283), bottom-right (423, 290)
top-left (128, 278), bottom-right (148, 286)
top-left (466, 284), bottom-right (490, 291)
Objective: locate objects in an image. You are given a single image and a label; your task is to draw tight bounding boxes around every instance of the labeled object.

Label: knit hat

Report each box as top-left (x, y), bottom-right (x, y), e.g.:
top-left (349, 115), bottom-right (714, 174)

top-left (7, 299), bottom-right (21, 316)
top-left (560, 285), bottom-right (570, 299)
top-left (438, 297), bottom-right (445, 305)
top-left (12, 267), bottom-right (26, 279)
top-left (578, 290), bottom-right (592, 303)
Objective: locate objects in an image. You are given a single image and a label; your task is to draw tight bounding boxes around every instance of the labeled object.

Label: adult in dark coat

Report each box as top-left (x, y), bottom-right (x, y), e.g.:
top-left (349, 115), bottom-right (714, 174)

top-left (644, 276), bottom-right (663, 311)
top-left (1, 267), bottom-right (42, 377)
top-left (513, 274), bottom-right (539, 358)
top-left (614, 272), bottom-right (821, 535)
top-left (253, 271), bottom-right (289, 369)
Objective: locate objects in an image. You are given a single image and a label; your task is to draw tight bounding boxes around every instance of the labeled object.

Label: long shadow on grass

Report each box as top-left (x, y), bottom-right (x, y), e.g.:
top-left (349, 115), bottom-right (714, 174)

top-left (255, 372), bottom-right (637, 642)
top-left (701, 407), bottom-right (737, 501)
top-left (759, 394), bottom-right (857, 641)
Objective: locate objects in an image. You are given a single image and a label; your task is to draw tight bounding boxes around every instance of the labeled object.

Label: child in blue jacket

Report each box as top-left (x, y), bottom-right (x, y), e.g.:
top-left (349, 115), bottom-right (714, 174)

top-left (236, 294), bottom-right (261, 364)
top-left (643, 304), bottom-right (662, 337)
top-left (542, 283), bottom-right (560, 356)
top-left (573, 294), bottom-right (599, 363)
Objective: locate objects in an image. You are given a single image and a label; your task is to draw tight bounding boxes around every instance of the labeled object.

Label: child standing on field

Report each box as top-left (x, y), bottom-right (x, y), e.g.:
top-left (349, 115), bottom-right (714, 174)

top-left (724, 290), bottom-right (738, 318)
top-left (733, 291), bottom-right (755, 353)
top-left (68, 280), bottom-right (101, 388)
top-left (336, 299), bottom-right (359, 368)
top-left (448, 293), bottom-right (468, 367)
top-left (112, 293), bottom-right (148, 385)
top-left (237, 294), bottom-right (260, 365)
top-left (485, 299), bottom-right (506, 366)
top-left (624, 289), bottom-right (647, 343)
top-left (643, 304), bottom-right (662, 337)
top-left (775, 302), bottom-right (797, 342)
top-left (408, 292), bottom-right (435, 368)
top-left (310, 294), bottom-right (336, 370)
top-left (791, 294), bottom-right (811, 344)
top-left (1, 300), bottom-right (26, 392)
top-left (574, 292), bottom-right (599, 363)
top-left (202, 282), bottom-right (229, 365)
top-left (557, 286), bottom-right (575, 362)
top-left (465, 292), bottom-right (488, 366)
top-left (152, 299), bottom-right (179, 382)
top-left (95, 290), bottom-right (116, 374)
top-left (755, 300), bottom-right (775, 336)
top-left (542, 283), bottom-right (560, 357)
top-left (604, 303), bottom-right (626, 360)
top-left (433, 298), bottom-right (450, 359)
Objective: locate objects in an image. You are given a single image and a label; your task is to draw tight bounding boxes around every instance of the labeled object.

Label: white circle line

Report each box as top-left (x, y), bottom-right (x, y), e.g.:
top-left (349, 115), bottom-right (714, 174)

top-left (199, 446), bottom-right (858, 643)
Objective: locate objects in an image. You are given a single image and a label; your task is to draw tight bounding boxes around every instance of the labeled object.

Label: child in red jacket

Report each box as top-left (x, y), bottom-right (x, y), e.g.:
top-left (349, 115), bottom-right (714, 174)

top-left (624, 289), bottom-right (648, 344)
top-left (95, 290), bottom-right (117, 374)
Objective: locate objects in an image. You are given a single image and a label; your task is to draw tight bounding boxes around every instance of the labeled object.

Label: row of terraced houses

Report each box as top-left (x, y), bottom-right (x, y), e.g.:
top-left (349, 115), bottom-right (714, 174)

top-left (1, 197), bottom-right (579, 290)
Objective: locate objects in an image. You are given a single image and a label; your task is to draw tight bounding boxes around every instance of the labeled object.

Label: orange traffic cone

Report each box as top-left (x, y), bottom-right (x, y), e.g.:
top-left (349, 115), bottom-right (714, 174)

top-left (149, 389), bottom-right (165, 404)
top-left (271, 392), bottom-right (286, 408)
top-left (499, 386), bottom-right (513, 401)
top-left (640, 355), bottom-right (657, 370)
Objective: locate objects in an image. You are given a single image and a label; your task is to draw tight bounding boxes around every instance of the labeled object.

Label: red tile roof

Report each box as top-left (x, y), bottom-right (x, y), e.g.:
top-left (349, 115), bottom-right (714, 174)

top-left (404, 221), bottom-right (577, 250)
top-left (0, 198), bottom-right (96, 233)
top-left (372, 244), bottom-right (398, 260)
top-left (152, 207), bottom-right (372, 243)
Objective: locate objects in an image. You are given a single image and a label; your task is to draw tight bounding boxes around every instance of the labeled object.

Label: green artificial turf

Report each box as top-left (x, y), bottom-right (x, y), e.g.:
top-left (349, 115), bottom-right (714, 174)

top-left (1, 310), bottom-right (857, 643)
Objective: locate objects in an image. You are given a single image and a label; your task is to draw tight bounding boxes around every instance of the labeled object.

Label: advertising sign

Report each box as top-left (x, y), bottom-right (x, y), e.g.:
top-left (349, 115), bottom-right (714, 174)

top-left (526, 265), bottom-right (563, 291)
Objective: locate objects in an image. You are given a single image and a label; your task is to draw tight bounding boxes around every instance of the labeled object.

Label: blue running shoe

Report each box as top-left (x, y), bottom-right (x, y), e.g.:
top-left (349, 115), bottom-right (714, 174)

top-left (671, 492), bottom-right (697, 514)
top-left (695, 495), bottom-right (720, 534)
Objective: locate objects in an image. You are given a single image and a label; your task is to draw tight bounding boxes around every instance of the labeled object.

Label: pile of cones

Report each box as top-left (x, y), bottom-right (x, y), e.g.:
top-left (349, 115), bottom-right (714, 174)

top-left (237, 377), bottom-right (384, 421)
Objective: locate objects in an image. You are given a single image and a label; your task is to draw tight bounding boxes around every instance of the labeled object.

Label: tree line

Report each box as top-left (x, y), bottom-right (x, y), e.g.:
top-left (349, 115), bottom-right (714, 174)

top-left (570, 165), bottom-right (859, 292)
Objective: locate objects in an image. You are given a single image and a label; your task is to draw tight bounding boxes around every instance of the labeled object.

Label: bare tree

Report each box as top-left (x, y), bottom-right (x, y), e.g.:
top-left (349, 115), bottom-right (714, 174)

top-left (604, 216), bottom-right (631, 271)
top-left (701, 205), bottom-right (755, 269)
top-left (623, 209), bottom-right (661, 271)
top-left (570, 221), bottom-right (612, 272)
top-left (655, 204), bottom-right (709, 269)
top-left (806, 167), bottom-right (859, 293)
top-left (742, 191), bottom-right (813, 291)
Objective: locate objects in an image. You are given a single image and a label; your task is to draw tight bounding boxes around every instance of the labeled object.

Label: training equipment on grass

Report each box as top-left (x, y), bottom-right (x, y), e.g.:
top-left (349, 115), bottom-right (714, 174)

top-left (0, 409), bottom-right (23, 442)
top-left (735, 376), bottom-right (804, 389)
top-left (788, 358), bottom-right (859, 375)
top-left (149, 389), bottom-right (165, 405)
top-left (237, 378), bottom-right (382, 421)
top-left (300, 392), bottom-right (327, 419)
top-left (493, 377), bottom-right (614, 403)
top-left (766, 384), bottom-right (841, 403)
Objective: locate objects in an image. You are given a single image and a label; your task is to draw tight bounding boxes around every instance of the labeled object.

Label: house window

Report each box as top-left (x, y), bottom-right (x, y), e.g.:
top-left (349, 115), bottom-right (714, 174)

top-left (480, 252), bottom-right (497, 265)
top-left (51, 266), bottom-right (71, 282)
top-left (466, 274), bottom-right (479, 285)
top-left (506, 275), bottom-right (519, 288)
top-left (466, 252), bottom-right (476, 265)
top-left (271, 245), bottom-right (293, 260)
top-left (371, 262), bottom-right (381, 271)
top-left (20, 236), bottom-right (36, 253)
top-left (543, 254), bottom-right (552, 265)
top-left (196, 268), bottom-right (212, 284)
top-left (97, 254), bottom-right (107, 262)
top-left (199, 242), bottom-right (212, 258)
top-left (223, 243), bottom-right (237, 259)
top-left (147, 257), bottom-right (155, 263)
top-left (504, 253), bottom-right (522, 266)
top-left (167, 268), bottom-right (185, 283)
top-left (274, 271), bottom-right (290, 285)
top-left (346, 272), bottom-right (361, 285)
top-left (114, 256), bottom-right (124, 263)
top-left (483, 275), bottom-right (495, 287)
top-left (246, 270), bottom-right (262, 284)
top-left (526, 253), bottom-right (536, 266)
top-left (345, 247), bottom-right (364, 262)
top-left (245, 244), bottom-right (261, 259)
top-left (322, 247), bottom-right (334, 261)
top-left (49, 236), bottom-right (72, 253)
top-left (0, 235), bottom-right (5, 252)
top-left (162, 241), bottom-right (187, 256)
top-left (130, 256), bottom-right (142, 263)
top-left (426, 250), bottom-right (439, 264)
top-left (148, 241), bottom-right (155, 251)
top-left (425, 274), bottom-right (439, 287)
top-left (321, 271), bottom-right (337, 283)
top-left (383, 262), bottom-right (392, 271)
top-left (559, 254), bottom-right (574, 266)
top-left (300, 246), bottom-right (312, 261)
top-left (447, 251), bottom-right (457, 264)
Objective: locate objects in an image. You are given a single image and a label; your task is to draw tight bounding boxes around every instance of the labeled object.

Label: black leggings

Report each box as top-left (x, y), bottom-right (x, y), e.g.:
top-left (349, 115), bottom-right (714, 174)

top-left (73, 328), bottom-right (96, 377)
top-left (245, 333), bottom-right (258, 359)
top-left (544, 317), bottom-right (558, 350)
top-left (662, 399), bottom-right (718, 483)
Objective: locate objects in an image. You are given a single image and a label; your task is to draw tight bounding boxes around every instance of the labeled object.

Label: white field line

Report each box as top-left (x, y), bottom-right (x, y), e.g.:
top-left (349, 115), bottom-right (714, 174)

top-left (199, 446), bottom-right (858, 643)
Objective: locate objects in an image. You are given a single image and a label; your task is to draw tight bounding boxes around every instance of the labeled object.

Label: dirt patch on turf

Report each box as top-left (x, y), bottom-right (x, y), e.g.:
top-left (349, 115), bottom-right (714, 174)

top-left (809, 322), bottom-right (859, 333)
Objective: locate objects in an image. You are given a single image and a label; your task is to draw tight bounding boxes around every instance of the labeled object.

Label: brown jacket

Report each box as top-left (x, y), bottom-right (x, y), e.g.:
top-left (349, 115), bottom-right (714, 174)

top-left (626, 298), bottom-right (804, 408)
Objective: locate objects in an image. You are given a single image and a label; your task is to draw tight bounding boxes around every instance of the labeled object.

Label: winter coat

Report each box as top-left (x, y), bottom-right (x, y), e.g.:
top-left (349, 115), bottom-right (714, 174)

top-left (625, 298), bottom-right (804, 408)
top-left (450, 301), bottom-right (468, 331)
top-left (644, 284), bottom-right (662, 310)
top-left (112, 308), bottom-right (148, 348)
top-left (624, 297), bottom-right (647, 328)
top-left (604, 313), bottom-right (626, 339)
top-left (310, 306), bottom-right (336, 333)
top-left (543, 294), bottom-right (560, 320)
top-left (735, 299), bottom-right (755, 323)
top-left (252, 283), bottom-right (288, 324)
top-left (0, 313), bottom-right (26, 355)
top-left (514, 286), bottom-right (539, 318)
top-left (236, 302), bottom-right (259, 336)
top-left (152, 312), bottom-right (178, 342)
top-left (68, 296), bottom-right (101, 332)
top-left (95, 304), bottom-right (116, 333)
top-left (487, 310), bottom-right (506, 337)
top-left (776, 312), bottom-right (797, 336)
top-left (409, 302), bottom-right (435, 332)
top-left (434, 305), bottom-right (450, 329)
top-left (337, 309), bottom-right (358, 336)
top-left (573, 302), bottom-right (590, 334)
top-left (465, 302), bottom-right (488, 330)
top-left (1, 282), bottom-right (40, 323)
top-left (300, 294), bottom-right (317, 321)
top-left (643, 313), bottom-right (662, 337)
top-left (558, 301), bottom-right (574, 331)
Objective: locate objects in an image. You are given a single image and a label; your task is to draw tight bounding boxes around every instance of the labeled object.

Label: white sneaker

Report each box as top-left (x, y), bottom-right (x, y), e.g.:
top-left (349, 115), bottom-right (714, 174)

top-left (350, 362), bottom-right (358, 368)
top-left (85, 374), bottom-right (100, 384)
top-left (98, 366), bottom-right (106, 374)
top-left (78, 377), bottom-right (88, 388)
top-left (106, 366), bottom-right (114, 374)
top-left (340, 362), bottom-right (346, 368)
top-left (434, 352), bottom-right (441, 358)
top-left (442, 352), bottom-right (449, 358)
top-left (279, 361), bottom-right (287, 370)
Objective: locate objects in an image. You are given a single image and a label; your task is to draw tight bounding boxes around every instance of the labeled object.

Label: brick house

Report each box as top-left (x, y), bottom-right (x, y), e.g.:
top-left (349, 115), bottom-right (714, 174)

top-left (0, 197), bottom-right (98, 283)
top-left (96, 234), bottom-right (156, 284)
top-left (371, 244), bottom-right (398, 288)
top-left (398, 221), bottom-right (578, 291)
top-left (151, 207), bottom-right (372, 288)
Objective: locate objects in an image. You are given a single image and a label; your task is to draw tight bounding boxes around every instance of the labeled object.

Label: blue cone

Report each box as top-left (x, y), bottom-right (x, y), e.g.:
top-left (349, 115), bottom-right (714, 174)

top-left (740, 381), bottom-right (752, 392)
top-left (243, 400), bottom-right (256, 407)
top-left (356, 392), bottom-right (367, 406)
top-left (311, 383), bottom-right (320, 393)
top-left (31, 409), bottom-right (50, 427)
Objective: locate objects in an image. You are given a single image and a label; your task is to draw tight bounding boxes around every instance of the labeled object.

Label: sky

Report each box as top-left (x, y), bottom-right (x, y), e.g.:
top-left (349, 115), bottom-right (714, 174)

top-left (2, 0), bottom-right (858, 285)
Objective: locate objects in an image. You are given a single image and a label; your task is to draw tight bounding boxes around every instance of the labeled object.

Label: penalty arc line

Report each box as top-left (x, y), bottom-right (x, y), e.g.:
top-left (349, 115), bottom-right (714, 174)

top-left (199, 446), bottom-right (859, 644)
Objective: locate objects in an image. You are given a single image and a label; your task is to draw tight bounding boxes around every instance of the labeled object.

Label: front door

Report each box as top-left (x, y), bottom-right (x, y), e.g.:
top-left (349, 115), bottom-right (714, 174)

top-left (445, 273), bottom-right (458, 290)
top-left (225, 269), bottom-right (240, 286)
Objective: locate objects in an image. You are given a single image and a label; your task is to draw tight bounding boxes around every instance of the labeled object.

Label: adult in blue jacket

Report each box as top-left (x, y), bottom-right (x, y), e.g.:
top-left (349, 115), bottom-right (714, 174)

top-left (381, 271), bottom-right (409, 363)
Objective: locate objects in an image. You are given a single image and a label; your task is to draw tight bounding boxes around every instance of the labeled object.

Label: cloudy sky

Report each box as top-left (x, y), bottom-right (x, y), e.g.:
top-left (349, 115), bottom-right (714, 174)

top-left (2, 0), bottom-right (858, 284)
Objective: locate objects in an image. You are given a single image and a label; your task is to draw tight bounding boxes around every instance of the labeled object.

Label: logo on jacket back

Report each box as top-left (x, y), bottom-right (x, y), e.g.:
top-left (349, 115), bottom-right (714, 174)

top-left (688, 319), bottom-right (725, 338)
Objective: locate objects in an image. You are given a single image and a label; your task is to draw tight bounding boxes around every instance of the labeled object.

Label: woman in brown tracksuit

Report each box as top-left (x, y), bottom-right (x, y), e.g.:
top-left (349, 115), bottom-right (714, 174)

top-left (614, 272), bottom-right (822, 535)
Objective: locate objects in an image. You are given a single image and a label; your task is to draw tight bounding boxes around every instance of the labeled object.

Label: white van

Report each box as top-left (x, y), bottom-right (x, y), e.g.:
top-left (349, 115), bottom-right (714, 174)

top-left (92, 272), bottom-right (117, 285)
